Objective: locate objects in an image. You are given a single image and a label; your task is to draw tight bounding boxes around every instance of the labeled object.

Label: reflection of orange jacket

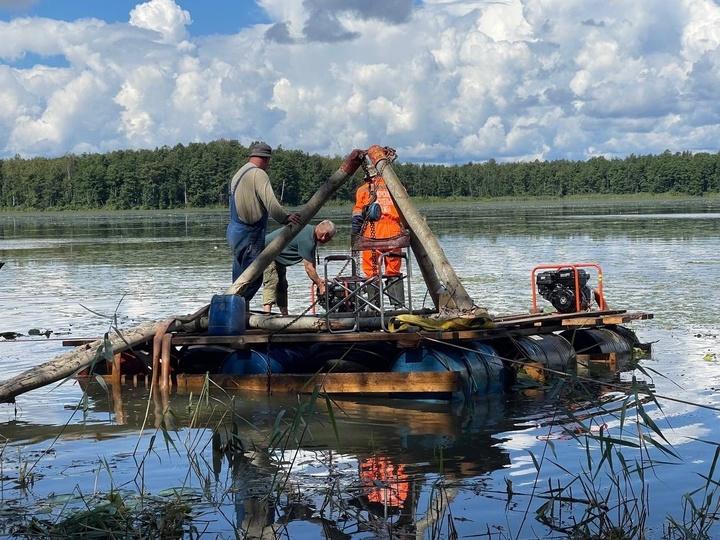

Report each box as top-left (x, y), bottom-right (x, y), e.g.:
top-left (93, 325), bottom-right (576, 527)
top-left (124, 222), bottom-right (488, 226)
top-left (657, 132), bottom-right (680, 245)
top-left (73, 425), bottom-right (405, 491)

top-left (353, 177), bottom-right (403, 277)
top-left (360, 456), bottom-right (409, 508)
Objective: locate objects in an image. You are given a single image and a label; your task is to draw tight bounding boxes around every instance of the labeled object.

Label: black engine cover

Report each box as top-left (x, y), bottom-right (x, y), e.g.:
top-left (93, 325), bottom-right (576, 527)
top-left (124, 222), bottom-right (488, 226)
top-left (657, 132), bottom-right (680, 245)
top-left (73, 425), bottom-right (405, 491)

top-left (536, 268), bottom-right (592, 313)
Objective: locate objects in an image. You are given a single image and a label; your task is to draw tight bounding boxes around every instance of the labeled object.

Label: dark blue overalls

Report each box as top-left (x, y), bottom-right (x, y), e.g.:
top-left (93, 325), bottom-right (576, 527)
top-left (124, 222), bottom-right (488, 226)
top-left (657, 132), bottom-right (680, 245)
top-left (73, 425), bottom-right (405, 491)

top-left (226, 166), bottom-right (268, 302)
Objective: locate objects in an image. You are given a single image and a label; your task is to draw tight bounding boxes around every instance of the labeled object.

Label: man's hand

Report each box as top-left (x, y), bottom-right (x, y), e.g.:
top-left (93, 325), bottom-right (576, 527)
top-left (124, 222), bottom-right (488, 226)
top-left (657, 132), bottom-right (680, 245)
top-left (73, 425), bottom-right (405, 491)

top-left (287, 212), bottom-right (302, 225)
top-left (316, 281), bottom-right (326, 295)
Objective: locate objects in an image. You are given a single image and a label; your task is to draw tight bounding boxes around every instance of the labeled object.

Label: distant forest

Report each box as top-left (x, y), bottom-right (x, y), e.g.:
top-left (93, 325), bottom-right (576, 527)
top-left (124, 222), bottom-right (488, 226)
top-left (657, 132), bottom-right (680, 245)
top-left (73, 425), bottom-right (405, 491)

top-left (0, 140), bottom-right (718, 210)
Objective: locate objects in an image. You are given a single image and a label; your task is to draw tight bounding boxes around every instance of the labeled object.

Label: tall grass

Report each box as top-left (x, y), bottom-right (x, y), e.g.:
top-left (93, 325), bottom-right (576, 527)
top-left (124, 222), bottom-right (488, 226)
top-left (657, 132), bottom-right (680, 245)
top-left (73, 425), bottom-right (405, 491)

top-left (3, 340), bottom-right (720, 539)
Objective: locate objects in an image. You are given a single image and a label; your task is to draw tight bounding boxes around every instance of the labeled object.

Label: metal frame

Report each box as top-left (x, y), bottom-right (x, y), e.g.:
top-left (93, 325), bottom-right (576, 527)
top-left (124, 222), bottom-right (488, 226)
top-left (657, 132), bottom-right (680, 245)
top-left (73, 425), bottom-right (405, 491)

top-left (377, 252), bottom-right (413, 330)
top-left (530, 262), bottom-right (606, 314)
top-left (323, 250), bottom-right (414, 333)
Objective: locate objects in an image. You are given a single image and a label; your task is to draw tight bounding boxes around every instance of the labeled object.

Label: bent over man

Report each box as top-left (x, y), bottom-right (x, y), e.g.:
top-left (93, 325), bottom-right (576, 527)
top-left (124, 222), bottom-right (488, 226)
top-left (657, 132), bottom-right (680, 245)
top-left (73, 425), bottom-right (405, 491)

top-left (226, 141), bottom-right (301, 302)
top-left (351, 168), bottom-right (403, 277)
top-left (262, 220), bottom-right (336, 315)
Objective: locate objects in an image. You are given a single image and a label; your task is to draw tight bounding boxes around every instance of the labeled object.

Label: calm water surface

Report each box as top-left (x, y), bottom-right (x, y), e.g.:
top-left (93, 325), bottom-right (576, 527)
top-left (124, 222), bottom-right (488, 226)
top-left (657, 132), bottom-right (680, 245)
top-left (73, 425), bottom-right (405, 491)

top-left (0, 198), bottom-right (719, 538)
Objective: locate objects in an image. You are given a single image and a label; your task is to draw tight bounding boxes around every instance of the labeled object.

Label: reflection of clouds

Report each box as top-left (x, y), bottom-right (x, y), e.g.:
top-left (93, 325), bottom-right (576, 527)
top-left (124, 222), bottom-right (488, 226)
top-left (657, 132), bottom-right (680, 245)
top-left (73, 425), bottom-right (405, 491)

top-left (497, 431), bottom-right (541, 452)
top-left (646, 422), bottom-right (709, 447)
top-left (273, 449), bottom-right (360, 491)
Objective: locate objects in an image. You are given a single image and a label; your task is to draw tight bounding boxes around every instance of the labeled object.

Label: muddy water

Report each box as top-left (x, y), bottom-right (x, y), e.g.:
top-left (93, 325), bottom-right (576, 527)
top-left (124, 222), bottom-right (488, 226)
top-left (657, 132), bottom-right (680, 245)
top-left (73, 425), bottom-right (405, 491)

top-left (0, 199), bottom-right (719, 538)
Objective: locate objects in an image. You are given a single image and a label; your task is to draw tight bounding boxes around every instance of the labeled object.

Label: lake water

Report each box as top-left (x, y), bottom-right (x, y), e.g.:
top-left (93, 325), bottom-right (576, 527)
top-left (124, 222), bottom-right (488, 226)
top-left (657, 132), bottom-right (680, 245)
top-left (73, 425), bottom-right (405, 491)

top-left (0, 198), bottom-right (719, 538)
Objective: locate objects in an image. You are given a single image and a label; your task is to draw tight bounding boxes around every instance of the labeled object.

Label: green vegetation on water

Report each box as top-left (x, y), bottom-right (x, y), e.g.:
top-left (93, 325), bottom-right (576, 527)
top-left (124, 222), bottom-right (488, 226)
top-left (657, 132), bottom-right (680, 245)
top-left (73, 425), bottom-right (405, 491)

top-left (1, 141), bottom-right (718, 210)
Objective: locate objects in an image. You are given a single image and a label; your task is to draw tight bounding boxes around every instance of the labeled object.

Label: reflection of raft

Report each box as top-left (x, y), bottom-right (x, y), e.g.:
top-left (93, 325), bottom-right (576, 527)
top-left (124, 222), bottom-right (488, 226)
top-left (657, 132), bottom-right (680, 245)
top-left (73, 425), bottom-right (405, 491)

top-left (73, 309), bottom-right (651, 402)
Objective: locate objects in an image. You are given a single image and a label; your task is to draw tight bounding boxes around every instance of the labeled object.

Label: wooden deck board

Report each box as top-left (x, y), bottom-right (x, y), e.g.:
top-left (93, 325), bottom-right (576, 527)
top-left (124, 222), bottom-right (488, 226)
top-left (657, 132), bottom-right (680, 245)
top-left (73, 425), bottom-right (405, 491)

top-left (562, 312), bottom-right (654, 327)
top-left (63, 310), bottom-right (653, 349)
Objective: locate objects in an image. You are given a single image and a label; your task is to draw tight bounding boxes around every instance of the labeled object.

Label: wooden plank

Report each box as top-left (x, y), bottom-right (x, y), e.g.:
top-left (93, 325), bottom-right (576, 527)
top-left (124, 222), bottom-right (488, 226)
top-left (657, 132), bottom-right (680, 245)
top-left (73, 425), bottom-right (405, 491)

top-left (494, 309), bottom-right (626, 324)
top-left (170, 324), bottom-right (572, 348)
top-left (562, 312), bottom-right (653, 327)
top-left (62, 338), bottom-right (97, 346)
top-left (562, 317), bottom-right (602, 326)
top-left (577, 353), bottom-right (618, 363)
top-left (602, 312), bottom-right (653, 324)
top-left (72, 310), bottom-right (654, 350)
top-left (175, 371), bottom-right (461, 394)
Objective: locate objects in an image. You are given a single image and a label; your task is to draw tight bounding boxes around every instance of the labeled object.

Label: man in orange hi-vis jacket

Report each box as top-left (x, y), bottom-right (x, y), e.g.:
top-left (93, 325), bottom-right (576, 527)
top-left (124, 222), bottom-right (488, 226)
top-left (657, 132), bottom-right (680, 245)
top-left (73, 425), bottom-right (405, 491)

top-left (351, 168), bottom-right (403, 277)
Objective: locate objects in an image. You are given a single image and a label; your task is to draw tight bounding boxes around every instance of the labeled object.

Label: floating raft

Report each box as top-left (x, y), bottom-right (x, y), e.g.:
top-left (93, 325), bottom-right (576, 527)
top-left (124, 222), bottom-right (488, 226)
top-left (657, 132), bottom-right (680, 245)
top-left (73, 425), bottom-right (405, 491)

top-left (0, 148), bottom-right (654, 406)
top-left (71, 309), bottom-right (652, 400)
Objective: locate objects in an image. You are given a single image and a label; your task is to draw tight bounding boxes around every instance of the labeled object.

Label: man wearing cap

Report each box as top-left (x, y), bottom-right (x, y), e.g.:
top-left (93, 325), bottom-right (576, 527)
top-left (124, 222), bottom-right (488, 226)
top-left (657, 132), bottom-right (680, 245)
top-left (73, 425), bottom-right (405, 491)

top-left (226, 141), bottom-right (301, 302)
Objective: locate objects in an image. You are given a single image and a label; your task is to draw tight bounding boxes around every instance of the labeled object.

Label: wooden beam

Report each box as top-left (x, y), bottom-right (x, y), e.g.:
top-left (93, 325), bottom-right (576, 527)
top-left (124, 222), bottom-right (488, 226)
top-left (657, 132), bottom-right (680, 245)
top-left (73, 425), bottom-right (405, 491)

top-left (175, 371), bottom-right (461, 394)
top-left (494, 309), bottom-right (625, 323)
top-left (366, 146), bottom-right (476, 313)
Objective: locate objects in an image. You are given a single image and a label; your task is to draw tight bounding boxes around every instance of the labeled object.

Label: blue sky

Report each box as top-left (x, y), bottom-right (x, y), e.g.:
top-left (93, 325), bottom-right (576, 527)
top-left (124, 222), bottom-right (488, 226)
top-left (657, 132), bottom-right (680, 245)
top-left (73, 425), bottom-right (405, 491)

top-left (0, 0), bottom-right (269, 36)
top-left (0, 0), bottom-right (719, 163)
top-left (0, 0), bottom-right (268, 68)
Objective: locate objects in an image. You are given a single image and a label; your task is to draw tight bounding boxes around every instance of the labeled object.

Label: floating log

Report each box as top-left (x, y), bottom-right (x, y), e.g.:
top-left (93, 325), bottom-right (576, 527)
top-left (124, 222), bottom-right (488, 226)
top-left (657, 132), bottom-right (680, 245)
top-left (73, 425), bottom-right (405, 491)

top-left (366, 146), bottom-right (476, 313)
top-left (0, 321), bottom-right (157, 404)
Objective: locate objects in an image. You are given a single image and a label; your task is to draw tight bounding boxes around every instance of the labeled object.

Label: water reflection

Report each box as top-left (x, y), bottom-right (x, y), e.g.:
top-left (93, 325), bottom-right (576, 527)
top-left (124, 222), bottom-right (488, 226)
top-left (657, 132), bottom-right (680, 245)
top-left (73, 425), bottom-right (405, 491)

top-left (1, 200), bottom-right (719, 537)
top-left (0, 376), bottom-right (642, 537)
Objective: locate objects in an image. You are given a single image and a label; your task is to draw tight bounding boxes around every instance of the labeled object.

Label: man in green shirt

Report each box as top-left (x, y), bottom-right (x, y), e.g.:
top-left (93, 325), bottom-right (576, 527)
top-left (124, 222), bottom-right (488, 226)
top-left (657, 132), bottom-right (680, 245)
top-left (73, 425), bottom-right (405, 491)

top-left (262, 220), bottom-right (336, 315)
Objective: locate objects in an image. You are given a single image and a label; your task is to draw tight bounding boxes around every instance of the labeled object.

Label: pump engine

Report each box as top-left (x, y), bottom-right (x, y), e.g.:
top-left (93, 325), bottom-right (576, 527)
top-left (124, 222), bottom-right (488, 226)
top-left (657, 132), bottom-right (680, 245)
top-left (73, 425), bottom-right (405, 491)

top-left (536, 268), bottom-right (592, 313)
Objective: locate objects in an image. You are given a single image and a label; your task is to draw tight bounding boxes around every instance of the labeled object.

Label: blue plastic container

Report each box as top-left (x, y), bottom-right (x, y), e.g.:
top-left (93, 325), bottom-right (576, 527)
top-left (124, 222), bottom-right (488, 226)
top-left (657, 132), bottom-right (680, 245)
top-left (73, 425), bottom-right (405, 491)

top-left (221, 350), bottom-right (284, 375)
top-left (392, 341), bottom-right (506, 397)
top-left (208, 294), bottom-right (246, 336)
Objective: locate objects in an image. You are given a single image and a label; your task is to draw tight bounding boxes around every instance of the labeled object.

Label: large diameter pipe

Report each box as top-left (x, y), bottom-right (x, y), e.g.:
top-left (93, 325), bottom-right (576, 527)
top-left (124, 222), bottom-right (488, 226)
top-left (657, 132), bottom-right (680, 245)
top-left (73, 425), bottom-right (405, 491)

top-left (366, 145), bottom-right (476, 312)
top-left (248, 313), bottom-right (383, 332)
top-left (226, 149), bottom-right (364, 296)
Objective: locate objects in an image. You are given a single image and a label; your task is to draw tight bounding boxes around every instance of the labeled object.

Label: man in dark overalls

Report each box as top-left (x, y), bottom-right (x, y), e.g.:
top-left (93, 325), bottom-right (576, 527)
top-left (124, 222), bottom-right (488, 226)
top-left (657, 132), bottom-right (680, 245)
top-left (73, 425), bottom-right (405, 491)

top-left (226, 142), bottom-right (301, 302)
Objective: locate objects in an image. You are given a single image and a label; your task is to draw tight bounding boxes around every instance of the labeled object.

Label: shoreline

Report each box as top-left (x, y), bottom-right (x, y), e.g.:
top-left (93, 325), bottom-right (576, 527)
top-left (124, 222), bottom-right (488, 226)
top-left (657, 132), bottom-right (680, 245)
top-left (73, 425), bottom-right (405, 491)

top-left (0, 192), bottom-right (718, 216)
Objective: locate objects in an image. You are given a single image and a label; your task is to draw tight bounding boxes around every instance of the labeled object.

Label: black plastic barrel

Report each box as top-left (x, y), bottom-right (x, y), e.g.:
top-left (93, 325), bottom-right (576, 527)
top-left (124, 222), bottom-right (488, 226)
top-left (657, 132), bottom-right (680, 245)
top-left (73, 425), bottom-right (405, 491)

top-left (505, 334), bottom-right (577, 372)
top-left (560, 328), bottom-right (633, 357)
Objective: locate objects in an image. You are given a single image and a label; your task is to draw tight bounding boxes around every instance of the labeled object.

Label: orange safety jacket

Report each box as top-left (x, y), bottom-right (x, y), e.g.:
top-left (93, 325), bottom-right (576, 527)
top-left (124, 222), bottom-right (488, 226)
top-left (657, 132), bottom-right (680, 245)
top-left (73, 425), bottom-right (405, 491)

top-left (352, 176), bottom-right (403, 277)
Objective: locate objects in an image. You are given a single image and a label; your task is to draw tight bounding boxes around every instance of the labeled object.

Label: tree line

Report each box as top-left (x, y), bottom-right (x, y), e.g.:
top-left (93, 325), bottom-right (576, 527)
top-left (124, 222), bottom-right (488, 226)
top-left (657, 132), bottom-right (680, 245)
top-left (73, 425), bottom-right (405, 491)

top-left (0, 141), bottom-right (717, 210)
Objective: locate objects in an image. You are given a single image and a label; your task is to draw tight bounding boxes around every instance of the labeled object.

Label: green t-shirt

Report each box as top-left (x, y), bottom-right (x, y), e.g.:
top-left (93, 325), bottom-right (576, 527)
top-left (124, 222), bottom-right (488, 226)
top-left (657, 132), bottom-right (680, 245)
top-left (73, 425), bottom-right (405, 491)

top-left (265, 225), bottom-right (317, 267)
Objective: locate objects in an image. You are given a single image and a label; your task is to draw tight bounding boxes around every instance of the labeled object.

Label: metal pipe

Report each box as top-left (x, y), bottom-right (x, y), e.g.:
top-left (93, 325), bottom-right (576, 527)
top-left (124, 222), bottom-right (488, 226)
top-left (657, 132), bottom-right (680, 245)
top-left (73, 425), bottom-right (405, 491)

top-left (160, 333), bottom-right (172, 391)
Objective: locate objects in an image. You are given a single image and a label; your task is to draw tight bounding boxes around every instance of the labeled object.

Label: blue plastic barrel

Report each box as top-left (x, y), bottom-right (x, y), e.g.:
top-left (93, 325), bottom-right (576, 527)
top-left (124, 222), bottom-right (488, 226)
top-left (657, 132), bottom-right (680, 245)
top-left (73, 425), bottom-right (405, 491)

top-left (392, 342), bottom-right (506, 397)
top-left (208, 294), bottom-right (246, 336)
top-left (221, 350), bottom-right (284, 375)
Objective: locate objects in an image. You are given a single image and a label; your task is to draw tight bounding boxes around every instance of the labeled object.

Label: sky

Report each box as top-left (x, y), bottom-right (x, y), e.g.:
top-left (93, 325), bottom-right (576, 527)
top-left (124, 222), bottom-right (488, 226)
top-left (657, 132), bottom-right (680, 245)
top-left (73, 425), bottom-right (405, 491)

top-left (0, 0), bottom-right (719, 163)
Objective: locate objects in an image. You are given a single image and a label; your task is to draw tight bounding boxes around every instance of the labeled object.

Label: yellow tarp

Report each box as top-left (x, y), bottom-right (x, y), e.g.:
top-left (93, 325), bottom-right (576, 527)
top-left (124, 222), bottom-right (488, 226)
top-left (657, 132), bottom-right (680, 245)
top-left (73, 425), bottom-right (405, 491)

top-left (389, 313), bottom-right (495, 332)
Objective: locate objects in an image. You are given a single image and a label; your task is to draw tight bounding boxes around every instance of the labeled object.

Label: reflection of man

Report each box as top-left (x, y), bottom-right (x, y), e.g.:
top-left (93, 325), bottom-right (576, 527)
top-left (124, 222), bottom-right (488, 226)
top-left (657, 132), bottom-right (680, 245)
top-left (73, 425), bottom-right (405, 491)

top-left (226, 141), bottom-right (301, 302)
top-left (262, 220), bottom-right (336, 315)
top-left (360, 456), bottom-right (410, 509)
top-left (351, 168), bottom-right (403, 278)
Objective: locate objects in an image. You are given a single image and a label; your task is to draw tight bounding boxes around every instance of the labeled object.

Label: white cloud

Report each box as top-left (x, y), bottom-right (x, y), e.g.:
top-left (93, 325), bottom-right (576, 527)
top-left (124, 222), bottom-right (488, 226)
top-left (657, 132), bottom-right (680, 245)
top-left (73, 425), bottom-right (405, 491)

top-left (1, 0), bottom-right (720, 162)
top-left (129, 0), bottom-right (191, 44)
